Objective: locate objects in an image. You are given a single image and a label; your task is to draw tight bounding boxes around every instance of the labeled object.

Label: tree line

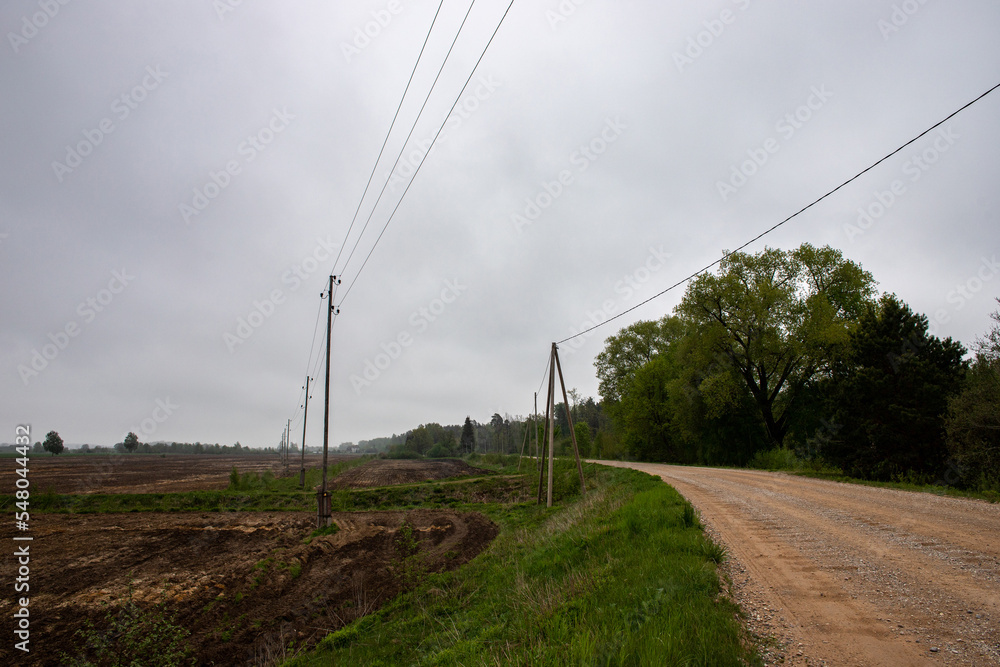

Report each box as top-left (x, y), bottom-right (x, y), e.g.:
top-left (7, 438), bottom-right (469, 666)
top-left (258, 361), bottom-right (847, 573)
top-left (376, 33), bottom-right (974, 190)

top-left (594, 243), bottom-right (999, 492)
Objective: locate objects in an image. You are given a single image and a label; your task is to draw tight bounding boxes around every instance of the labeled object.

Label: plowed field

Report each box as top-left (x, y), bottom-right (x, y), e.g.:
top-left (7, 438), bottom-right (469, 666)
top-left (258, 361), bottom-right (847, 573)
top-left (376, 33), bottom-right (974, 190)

top-left (330, 458), bottom-right (490, 488)
top-left (13, 454), bottom-right (339, 494)
top-left (0, 509), bottom-right (497, 666)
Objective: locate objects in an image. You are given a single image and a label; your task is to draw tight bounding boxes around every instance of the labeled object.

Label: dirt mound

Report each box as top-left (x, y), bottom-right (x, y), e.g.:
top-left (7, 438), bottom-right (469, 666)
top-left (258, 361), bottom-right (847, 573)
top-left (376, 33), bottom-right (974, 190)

top-left (330, 458), bottom-right (491, 489)
top-left (0, 510), bottom-right (497, 666)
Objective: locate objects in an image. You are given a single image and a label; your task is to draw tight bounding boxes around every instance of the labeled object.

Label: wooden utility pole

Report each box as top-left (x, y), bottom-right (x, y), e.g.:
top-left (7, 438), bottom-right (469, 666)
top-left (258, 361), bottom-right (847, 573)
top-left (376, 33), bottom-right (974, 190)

top-left (536, 348), bottom-right (553, 505)
top-left (546, 344), bottom-right (556, 507)
top-left (554, 346), bottom-right (587, 495)
top-left (318, 275), bottom-right (340, 528)
top-left (534, 391), bottom-right (539, 472)
top-left (300, 376), bottom-right (311, 487)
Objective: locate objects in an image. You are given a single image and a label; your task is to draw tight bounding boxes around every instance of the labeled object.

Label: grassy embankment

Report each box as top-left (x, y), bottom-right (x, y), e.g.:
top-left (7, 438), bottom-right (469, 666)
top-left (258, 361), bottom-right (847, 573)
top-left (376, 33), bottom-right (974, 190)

top-left (283, 455), bottom-right (757, 666)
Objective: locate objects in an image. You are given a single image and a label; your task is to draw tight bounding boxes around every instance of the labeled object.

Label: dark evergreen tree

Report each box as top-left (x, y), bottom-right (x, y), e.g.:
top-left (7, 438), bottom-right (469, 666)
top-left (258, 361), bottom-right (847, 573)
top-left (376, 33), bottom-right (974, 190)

top-left (460, 416), bottom-right (476, 454)
top-left (824, 295), bottom-right (966, 480)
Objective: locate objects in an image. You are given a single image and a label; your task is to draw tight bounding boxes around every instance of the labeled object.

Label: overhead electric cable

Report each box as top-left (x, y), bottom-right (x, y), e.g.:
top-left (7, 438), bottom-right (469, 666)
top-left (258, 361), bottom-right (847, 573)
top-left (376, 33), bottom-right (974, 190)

top-left (339, 0), bottom-right (516, 305)
top-left (329, 0), bottom-right (446, 274)
top-left (336, 0), bottom-right (480, 279)
top-left (555, 80), bottom-right (1000, 346)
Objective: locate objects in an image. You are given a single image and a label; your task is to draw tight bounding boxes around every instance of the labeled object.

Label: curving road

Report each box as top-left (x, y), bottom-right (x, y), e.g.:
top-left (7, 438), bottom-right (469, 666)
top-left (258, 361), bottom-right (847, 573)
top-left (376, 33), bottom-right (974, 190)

top-left (599, 462), bottom-right (1000, 666)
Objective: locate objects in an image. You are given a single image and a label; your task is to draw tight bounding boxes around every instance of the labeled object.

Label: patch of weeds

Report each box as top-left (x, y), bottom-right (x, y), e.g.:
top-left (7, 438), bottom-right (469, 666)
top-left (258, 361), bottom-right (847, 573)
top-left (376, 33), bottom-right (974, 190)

top-left (60, 578), bottom-right (194, 667)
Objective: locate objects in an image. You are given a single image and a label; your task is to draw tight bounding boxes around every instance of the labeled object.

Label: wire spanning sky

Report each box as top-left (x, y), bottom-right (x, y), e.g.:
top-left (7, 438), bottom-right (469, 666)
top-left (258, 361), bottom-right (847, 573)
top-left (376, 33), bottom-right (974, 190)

top-left (2, 1), bottom-right (998, 448)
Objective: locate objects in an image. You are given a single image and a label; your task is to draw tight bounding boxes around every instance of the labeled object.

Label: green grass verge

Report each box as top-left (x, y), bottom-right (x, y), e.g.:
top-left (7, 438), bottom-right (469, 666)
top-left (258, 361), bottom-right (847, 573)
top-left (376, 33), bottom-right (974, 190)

top-left (788, 470), bottom-right (1000, 503)
top-left (283, 463), bottom-right (758, 667)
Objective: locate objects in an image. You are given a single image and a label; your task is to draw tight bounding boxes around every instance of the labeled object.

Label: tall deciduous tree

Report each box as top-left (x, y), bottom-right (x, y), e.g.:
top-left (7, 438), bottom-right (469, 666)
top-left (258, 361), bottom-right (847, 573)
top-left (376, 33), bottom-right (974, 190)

top-left (825, 294), bottom-right (966, 480)
top-left (595, 316), bottom-right (685, 405)
top-left (43, 430), bottom-right (64, 456)
top-left (677, 243), bottom-right (875, 448)
top-left (123, 431), bottom-right (140, 453)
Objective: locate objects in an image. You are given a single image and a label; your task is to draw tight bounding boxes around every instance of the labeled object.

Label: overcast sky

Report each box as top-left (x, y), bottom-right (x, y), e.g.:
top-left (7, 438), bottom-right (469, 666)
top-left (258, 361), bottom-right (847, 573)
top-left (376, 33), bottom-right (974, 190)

top-left (2, 0), bottom-right (998, 449)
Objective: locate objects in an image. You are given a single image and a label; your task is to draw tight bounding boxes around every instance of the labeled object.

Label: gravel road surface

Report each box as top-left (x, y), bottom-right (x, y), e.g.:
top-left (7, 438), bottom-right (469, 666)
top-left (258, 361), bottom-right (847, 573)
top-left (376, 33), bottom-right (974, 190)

top-left (601, 463), bottom-right (1000, 666)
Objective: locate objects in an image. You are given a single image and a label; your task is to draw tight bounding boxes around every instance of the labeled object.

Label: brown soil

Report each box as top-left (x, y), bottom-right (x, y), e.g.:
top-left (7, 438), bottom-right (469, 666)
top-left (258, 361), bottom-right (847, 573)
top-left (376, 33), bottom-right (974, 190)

top-left (11, 454), bottom-right (341, 495)
top-left (330, 458), bottom-right (491, 489)
top-left (0, 509), bottom-right (497, 666)
top-left (603, 462), bottom-right (1000, 666)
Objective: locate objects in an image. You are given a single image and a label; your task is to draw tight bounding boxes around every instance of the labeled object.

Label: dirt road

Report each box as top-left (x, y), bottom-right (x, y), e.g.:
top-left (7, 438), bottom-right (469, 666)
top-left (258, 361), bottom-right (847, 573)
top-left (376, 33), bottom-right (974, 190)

top-left (601, 463), bottom-right (1000, 666)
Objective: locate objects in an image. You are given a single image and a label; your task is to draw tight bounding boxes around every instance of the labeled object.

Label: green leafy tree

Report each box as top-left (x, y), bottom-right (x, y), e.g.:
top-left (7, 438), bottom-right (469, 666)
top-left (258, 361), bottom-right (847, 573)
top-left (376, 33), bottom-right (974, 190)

top-left (677, 243), bottom-right (875, 448)
top-left (612, 354), bottom-right (679, 461)
top-left (595, 316), bottom-right (685, 405)
top-left (43, 431), bottom-right (64, 456)
top-left (123, 431), bottom-right (140, 454)
top-left (946, 300), bottom-right (1000, 489)
top-left (824, 295), bottom-right (966, 480)
top-left (573, 422), bottom-right (592, 458)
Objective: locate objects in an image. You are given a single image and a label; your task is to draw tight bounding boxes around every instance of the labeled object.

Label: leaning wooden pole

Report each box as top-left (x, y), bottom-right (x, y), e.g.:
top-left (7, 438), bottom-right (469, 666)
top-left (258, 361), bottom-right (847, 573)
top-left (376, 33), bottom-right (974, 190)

top-left (547, 343), bottom-right (556, 508)
top-left (534, 391), bottom-right (539, 472)
top-left (536, 348), bottom-right (554, 504)
top-left (554, 345), bottom-right (587, 496)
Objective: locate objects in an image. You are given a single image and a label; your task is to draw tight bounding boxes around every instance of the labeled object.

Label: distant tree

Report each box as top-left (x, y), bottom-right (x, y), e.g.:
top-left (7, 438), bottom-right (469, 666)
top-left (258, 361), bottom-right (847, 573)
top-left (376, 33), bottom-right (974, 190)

top-left (460, 417), bottom-right (476, 454)
top-left (824, 295), bottom-right (966, 480)
top-left (574, 422), bottom-right (592, 458)
top-left (32, 441), bottom-right (43, 454)
top-left (123, 432), bottom-right (140, 453)
top-left (43, 431), bottom-right (64, 456)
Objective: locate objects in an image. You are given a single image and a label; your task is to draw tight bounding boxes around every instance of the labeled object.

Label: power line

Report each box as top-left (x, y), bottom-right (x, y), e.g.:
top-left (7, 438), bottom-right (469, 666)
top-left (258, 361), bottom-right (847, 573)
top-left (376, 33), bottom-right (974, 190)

top-left (329, 0), bottom-right (446, 275)
top-left (286, 2), bottom-right (446, 433)
top-left (339, 0), bottom-right (515, 305)
top-left (336, 0), bottom-right (479, 280)
top-left (556, 80), bottom-right (1000, 346)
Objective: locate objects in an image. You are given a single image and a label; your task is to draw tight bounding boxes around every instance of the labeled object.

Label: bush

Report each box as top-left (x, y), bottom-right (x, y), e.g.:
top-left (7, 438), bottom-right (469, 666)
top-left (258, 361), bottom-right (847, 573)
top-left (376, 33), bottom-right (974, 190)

top-left (747, 448), bottom-right (800, 470)
top-left (386, 445), bottom-right (421, 460)
top-left (425, 443), bottom-right (453, 459)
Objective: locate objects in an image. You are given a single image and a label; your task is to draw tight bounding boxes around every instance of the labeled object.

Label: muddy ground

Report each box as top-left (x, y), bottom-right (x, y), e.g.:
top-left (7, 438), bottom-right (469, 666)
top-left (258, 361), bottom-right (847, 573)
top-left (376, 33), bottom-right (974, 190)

top-left (0, 509), bottom-right (497, 666)
top-left (8, 453), bottom-right (342, 495)
top-left (330, 458), bottom-right (490, 489)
